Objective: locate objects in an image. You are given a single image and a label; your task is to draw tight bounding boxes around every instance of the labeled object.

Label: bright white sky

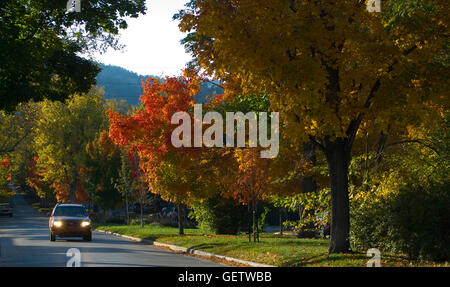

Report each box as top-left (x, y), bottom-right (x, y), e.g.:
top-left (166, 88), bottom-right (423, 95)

top-left (91, 0), bottom-right (192, 76)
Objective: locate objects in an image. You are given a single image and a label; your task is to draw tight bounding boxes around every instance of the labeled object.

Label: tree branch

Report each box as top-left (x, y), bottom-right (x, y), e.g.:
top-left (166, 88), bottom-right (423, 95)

top-left (0, 132), bottom-right (30, 154)
top-left (309, 135), bottom-right (326, 153)
top-left (383, 139), bottom-right (440, 155)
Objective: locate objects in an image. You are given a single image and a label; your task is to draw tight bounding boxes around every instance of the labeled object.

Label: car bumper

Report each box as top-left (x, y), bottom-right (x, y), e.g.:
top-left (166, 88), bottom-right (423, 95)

top-left (51, 227), bottom-right (91, 237)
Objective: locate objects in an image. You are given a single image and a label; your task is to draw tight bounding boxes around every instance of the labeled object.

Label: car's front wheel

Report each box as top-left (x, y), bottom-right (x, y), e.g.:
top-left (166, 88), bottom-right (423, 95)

top-left (50, 232), bottom-right (56, 242)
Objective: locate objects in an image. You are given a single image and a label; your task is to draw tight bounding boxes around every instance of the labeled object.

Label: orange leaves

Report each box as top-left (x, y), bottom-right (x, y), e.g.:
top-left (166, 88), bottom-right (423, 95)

top-left (87, 130), bottom-right (118, 159)
top-left (107, 72), bottom-right (202, 204)
top-left (108, 73), bottom-right (197, 163)
top-left (0, 157), bottom-right (12, 185)
top-left (139, 76), bottom-right (194, 121)
top-left (0, 157), bottom-right (10, 169)
top-left (51, 180), bottom-right (70, 203)
top-left (76, 177), bottom-right (89, 203)
top-left (224, 148), bottom-right (272, 206)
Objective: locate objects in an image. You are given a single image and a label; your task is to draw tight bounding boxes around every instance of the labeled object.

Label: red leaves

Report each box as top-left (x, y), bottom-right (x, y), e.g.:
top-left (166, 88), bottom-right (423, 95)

top-left (225, 148), bottom-right (272, 206)
top-left (107, 74), bottom-right (198, 173)
top-left (0, 157), bottom-right (10, 169)
top-left (0, 157), bottom-right (12, 183)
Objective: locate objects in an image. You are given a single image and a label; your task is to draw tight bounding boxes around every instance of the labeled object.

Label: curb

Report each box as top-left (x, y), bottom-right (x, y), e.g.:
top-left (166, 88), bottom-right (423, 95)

top-left (95, 229), bottom-right (275, 267)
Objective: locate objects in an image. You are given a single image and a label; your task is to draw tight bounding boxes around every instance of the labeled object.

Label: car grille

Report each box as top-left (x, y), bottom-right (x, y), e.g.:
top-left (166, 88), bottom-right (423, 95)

top-left (64, 220), bottom-right (81, 228)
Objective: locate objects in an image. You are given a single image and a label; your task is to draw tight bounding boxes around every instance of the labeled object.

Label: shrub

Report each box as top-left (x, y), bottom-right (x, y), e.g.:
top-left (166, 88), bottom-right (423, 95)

top-left (105, 217), bottom-right (127, 225)
top-left (190, 195), bottom-right (248, 235)
top-left (351, 180), bottom-right (450, 261)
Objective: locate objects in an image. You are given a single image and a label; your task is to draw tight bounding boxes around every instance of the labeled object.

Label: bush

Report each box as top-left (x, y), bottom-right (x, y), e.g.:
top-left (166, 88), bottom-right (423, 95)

top-left (351, 180), bottom-right (450, 261)
top-left (105, 217), bottom-right (127, 225)
top-left (190, 195), bottom-right (248, 235)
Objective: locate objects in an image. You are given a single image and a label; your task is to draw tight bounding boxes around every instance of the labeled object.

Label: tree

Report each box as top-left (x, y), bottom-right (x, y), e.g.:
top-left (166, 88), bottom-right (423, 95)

top-left (177, 0), bottom-right (449, 253)
top-left (108, 74), bottom-right (203, 234)
top-left (34, 89), bottom-right (108, 202)
top-left (0, 157), bottom-right (14, 202)
top-left (227, 148), bottom-right (271, 242)
top-left (115, 150), bottom-right (135, 225)
top-left (27, 156), bottom-right (55, 207)
top-left (84, 131), bottom-right (122, 212)
top-left (0, 0), bottom-right (146, 111)
top-left (0, 101), bottom-right (41, 189)
top-left (204, 92), bottom-right (275, 241)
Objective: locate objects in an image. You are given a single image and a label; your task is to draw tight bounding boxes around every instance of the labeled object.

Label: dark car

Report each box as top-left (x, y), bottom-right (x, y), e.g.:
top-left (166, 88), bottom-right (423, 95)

top-left (0, 203), bottom-right (13, 217)
top-left (48, 203), bottom-right (92, 242)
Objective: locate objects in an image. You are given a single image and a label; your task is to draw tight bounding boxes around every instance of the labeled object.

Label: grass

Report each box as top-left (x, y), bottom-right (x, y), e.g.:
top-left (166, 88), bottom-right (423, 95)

top-left (94, 223), bottom-right (448, 267)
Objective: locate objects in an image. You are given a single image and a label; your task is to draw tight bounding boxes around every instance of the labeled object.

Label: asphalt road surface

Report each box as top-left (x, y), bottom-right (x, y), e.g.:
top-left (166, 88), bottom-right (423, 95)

top-left (0, 193), bottom-right (222, 267)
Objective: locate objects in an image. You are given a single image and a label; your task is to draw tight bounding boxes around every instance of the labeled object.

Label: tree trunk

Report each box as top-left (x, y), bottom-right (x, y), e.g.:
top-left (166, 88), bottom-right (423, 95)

top-left (177, 203), bottom-right (184, 235)
top-left (279, 207), bottom-right (283, 235)
top-left (256, 202), bottom-right (259, 243)
top-left (301, 141), bottom-right (317, 194)
top-left (248, 204), bottom-right (251, 242)
top-left (325, 139), bottom-right (351, 254)
top-left (252, 199), bottom-right (256, 243)
top-left (125, 191), bottom-right (129, 225)
top-left (140, 197), bottom-right (144, 228)
top-left (69, 168), bottom-right (78, 203)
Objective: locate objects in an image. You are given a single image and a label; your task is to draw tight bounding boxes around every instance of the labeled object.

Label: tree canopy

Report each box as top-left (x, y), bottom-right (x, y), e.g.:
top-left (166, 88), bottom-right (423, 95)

top-left (176, 0), bottom-right (449, 253)
top-left (0, 0), bottom-right (147, 111)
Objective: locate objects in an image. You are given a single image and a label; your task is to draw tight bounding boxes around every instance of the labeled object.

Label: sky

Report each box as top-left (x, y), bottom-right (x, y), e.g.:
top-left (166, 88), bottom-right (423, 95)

top-left (91, 0), bottom-right (192, 76)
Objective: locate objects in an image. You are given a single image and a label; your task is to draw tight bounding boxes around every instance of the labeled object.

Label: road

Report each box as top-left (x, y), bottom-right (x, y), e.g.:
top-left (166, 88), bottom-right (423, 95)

top-left (0, 193), bottom-right (222, 267)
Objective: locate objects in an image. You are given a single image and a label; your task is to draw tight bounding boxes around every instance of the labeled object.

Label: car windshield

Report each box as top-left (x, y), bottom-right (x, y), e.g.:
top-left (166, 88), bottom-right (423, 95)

top-left (53, 206), bottom-right (87, 217)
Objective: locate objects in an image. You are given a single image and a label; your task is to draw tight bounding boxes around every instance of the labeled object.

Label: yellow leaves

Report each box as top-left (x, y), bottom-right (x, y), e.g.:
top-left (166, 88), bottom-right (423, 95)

top-left (179, 0), bottom-right (449, 169)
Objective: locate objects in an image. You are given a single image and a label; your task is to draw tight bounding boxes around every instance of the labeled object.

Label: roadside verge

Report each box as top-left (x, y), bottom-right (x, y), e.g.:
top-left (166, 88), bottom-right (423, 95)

top-left (95, 229), bottom-right (275, 267)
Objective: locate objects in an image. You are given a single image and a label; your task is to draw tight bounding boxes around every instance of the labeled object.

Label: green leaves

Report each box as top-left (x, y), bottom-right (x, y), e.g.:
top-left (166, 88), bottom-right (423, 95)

top-left (0, 0), bottom-right (147, 111)
top-left (33, 89), bottom-right (108, 201)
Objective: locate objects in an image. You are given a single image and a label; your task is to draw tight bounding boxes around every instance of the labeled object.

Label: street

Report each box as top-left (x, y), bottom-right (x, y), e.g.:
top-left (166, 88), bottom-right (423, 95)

top-left (0, 193), bottom-right (222, 267)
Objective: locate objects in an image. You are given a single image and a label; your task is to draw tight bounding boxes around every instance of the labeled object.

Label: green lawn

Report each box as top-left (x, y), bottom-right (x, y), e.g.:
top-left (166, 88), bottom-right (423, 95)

top-left (94, 224), bottom-right (448, 267)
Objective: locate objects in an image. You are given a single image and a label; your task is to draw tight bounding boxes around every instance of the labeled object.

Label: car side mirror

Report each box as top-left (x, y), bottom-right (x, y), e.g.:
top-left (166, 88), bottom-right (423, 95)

top-left (47, 212), bottom-right (51, 217)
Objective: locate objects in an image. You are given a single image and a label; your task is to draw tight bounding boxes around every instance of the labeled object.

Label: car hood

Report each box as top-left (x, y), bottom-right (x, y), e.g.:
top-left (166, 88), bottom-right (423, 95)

top-left (53, 216), bottom-right (90, 221)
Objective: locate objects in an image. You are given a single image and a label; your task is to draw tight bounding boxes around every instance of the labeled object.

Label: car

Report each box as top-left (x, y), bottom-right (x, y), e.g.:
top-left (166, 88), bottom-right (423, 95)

top-left (0, 203), bottom-right (13, 217)
top-left (48, 203), bottom-right (92, 242)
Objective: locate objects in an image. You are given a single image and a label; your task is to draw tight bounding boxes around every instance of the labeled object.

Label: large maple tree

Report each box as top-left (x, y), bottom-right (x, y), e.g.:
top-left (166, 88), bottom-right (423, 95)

top-left (177, 0), bottom-right (449, 252)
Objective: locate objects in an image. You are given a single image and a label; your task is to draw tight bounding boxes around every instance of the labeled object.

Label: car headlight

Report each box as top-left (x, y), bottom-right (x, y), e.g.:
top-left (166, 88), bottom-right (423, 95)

top-left (81, 221), bottom-right (91, 227)
top-left (53, 221), bottom-right (62, 227)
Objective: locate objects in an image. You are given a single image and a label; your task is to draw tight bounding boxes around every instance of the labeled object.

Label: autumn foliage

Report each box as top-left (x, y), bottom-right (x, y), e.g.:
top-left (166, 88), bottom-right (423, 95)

top-left (108, 75), bottom-right (196, 164)
top-left (0, 157), bottom-right (13, 201)
top-left (107, 73), bottom-right (203, 202)
top-left (177, 0), bottom-right (449, 253)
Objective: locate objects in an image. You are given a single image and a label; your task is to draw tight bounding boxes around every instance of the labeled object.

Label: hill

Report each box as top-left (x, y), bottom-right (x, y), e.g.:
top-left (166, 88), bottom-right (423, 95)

top-left (96, 64), bottom-right (223, 106)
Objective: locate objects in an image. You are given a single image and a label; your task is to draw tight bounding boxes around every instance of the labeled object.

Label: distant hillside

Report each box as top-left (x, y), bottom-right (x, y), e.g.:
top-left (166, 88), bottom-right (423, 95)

top-left (96, 64), bottom-right (223, 106)
top-left (96, 65), bottom-right (152, 106)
